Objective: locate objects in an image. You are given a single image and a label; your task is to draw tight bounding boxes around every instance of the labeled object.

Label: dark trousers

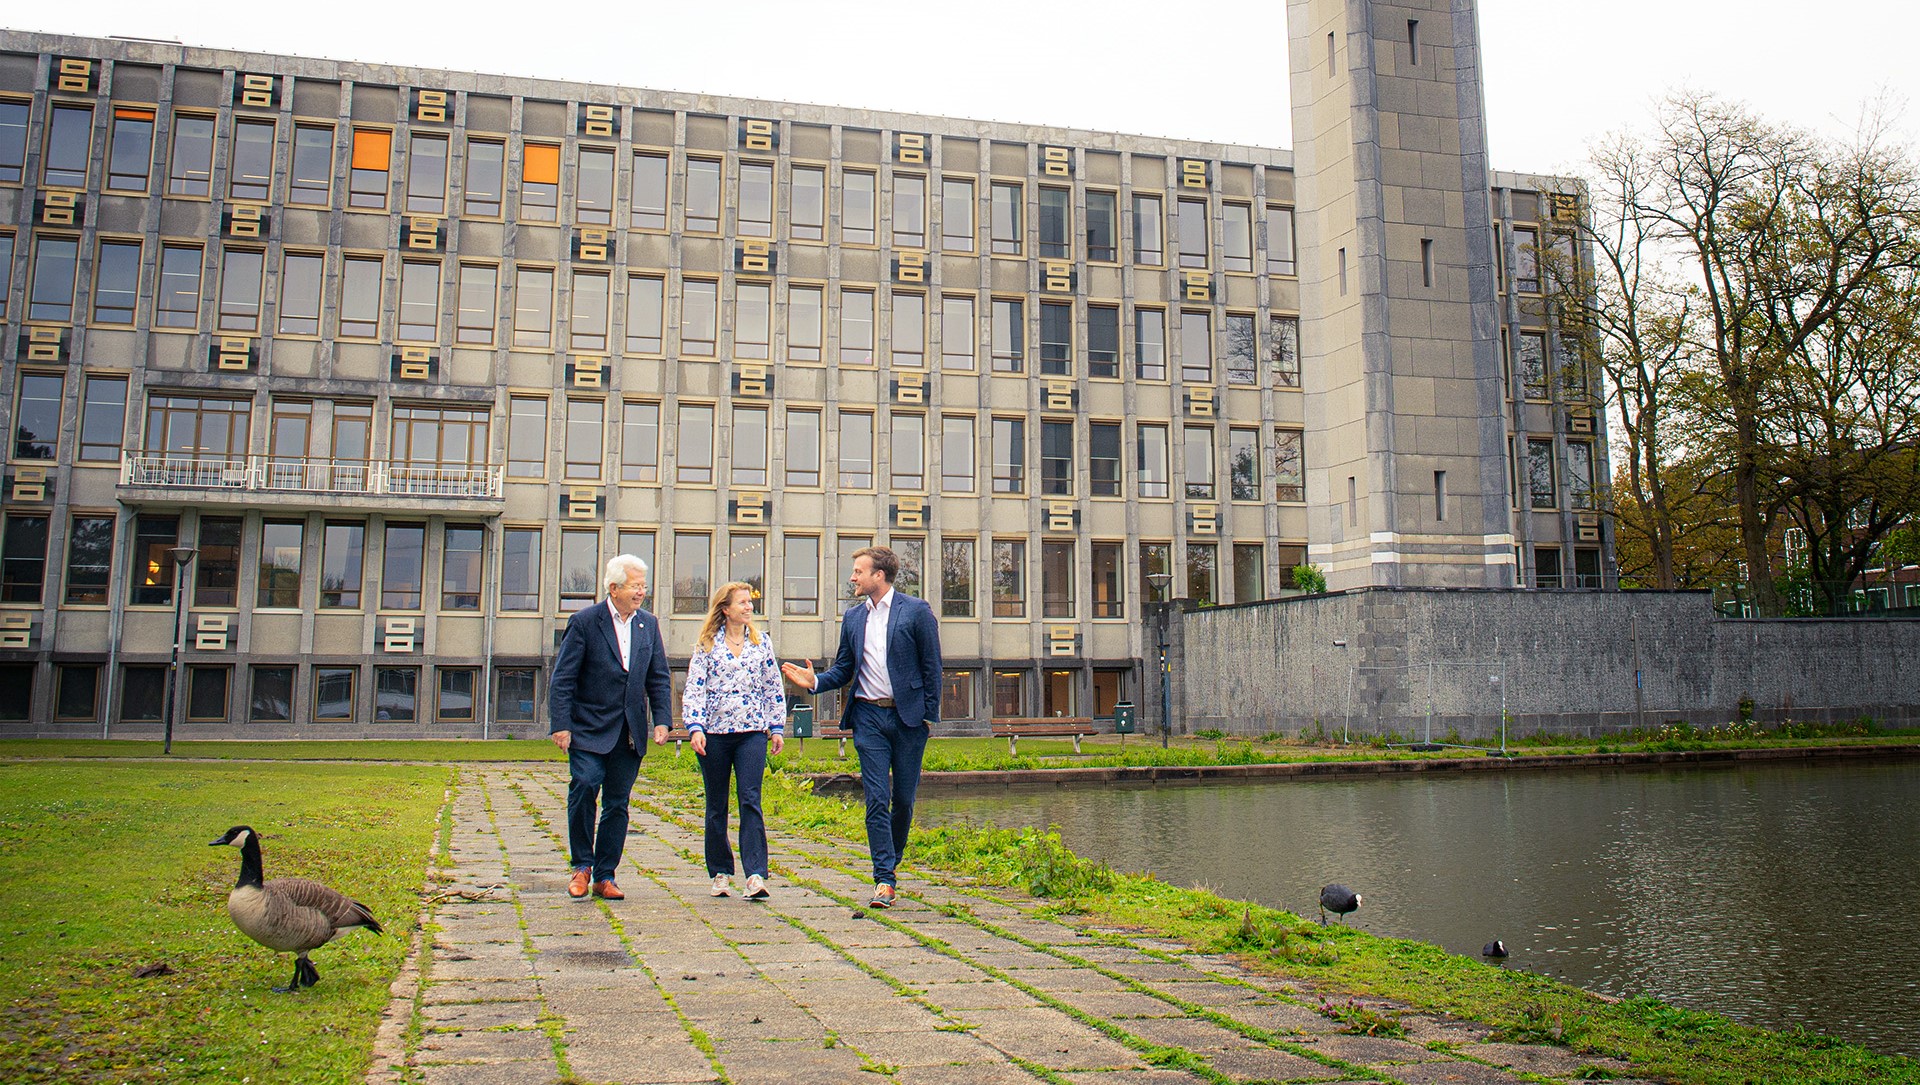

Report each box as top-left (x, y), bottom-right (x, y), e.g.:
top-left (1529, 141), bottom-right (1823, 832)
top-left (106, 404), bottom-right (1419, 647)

top-left (566, 739), bottom-right (642, 884)
top-left (847, 699), bottom-right (930, 886)
top-left (695, 730), bottom-right (770, 878)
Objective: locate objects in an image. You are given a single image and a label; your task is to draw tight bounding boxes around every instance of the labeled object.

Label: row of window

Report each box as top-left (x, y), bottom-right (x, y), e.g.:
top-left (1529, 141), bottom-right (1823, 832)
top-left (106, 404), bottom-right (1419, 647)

top-left (1, 658), bottom-right (1127, 727)
top-left (0, 513), bottom-right (1298, 618)
top-left (13, 375), bottom-right (1592, 512)
top-left (26, 378), bottom-right (1312, 500)
top-left (0, 233), bottom-right (1305, 388)
top-left (496, 403), bottom-right (1310, 499)
top-left (0, 99), bottom-right (1299, 271)
top-left (1, 660), bottom-right (523, 726)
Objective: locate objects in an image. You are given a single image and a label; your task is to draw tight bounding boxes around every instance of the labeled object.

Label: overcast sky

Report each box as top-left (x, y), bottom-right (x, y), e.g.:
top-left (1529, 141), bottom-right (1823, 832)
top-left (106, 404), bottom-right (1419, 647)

top-left (12, 0), bottom-right (1917, 177)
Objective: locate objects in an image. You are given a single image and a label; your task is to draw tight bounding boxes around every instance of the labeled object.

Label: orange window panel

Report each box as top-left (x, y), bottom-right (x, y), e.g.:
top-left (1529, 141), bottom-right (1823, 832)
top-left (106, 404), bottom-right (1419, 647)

top-left (524, 143), bottom-right (560, 185)
top-left (114, 105), bottom-right (156, 121)
top-left (351, 129), bottom-right (392, 170)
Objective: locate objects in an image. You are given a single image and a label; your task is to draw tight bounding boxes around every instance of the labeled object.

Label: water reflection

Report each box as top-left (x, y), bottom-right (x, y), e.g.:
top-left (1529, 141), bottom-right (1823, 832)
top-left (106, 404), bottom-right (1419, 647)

top-left (921, 761), bottom-right (1920, 1056)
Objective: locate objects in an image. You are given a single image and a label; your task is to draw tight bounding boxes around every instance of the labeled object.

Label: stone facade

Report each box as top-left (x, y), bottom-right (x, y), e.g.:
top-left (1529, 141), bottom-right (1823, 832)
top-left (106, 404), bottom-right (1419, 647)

top-left (0, 13), bottom-right (1607, 736)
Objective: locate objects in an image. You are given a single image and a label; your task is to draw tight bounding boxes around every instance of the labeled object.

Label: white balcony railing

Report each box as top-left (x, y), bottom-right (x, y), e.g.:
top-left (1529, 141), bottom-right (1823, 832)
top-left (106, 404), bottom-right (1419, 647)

top-left (121, 454), bottom-right (504, 500)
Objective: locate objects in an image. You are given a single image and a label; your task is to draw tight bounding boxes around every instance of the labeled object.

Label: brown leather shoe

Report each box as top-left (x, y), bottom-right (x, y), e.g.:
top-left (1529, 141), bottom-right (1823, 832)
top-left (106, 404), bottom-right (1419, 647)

top-left (593, 880), bottom-right (625, 900)
top-left (568, 869), bottom-right (591, 899)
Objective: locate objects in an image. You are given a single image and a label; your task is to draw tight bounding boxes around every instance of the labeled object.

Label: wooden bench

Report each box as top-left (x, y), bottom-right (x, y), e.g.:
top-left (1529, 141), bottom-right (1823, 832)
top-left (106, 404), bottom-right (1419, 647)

top-left (781, 722), bottom-right (856, 758)
top-left (990, 717), bottom-right (1098, 755)
top-left (663, 723), bottom-right (691, 758)
top-left (816, 723), bottom-right (854, 758)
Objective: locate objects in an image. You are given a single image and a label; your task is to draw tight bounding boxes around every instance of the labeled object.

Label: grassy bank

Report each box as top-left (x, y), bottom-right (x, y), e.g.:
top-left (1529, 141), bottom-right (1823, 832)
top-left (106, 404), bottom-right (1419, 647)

top-left (0, 760), bottom-right (450, 1084)
top-left (8, 720), bottom-right (1915, 776)
top-left (779, 719), bottom-right (1920, 774)
top-left (633, 753), bottom-right (1920, 1085)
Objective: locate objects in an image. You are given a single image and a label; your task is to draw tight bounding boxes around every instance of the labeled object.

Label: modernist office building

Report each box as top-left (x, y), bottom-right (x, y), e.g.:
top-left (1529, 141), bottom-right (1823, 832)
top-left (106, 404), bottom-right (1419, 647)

top-left (0, 5), bottom-right (1612, 736)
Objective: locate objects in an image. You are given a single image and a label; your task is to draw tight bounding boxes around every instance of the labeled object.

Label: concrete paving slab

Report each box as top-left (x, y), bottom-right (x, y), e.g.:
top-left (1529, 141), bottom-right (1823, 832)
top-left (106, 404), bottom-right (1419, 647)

top-left (829, 1027), bottom-right (1004, 1067)
top-left (419, 978), bottom-right (534, 1004)
top-left (1056, 989), bottom-right (1187, 1018)
top-left (417, 1000), bottom-right (543, 1030)
top-left (1211, 1001), bottom-right (1347, 1035)
top-left (1453, 1042), bottom-right (1632, 1077)
top-left (891, 1063), bottom-right (1058, 1085)
top-left (702, 1042), bottom-right (879, 1082)
top-left (1056, 1069), bottom-right (1209, 1084)
top-left (1377, 1062), bottom-right (1539, 1084)
top-left (415, 1027), bottom-right (553, 1063)
top-left (419, 1061), bottom-right (563, 1085)
top-left (1002, 966), bottom-right (1131, 994)
top-left (567, 1039), bottom-right (718, 1084)
top-left (1114, 1015), bottom-right (1265, 1053)
top-left (427, 955), bottom-right (535, 982)
top-left (1203, 1046), bottom-right (1350, 1082)
top-left (947, 1007), bottom-right (1143, 1071)
top-left (914, 979), bottom-right (1048, 1011)
top-left (1310, 1033), bottom-right (1451, 1065)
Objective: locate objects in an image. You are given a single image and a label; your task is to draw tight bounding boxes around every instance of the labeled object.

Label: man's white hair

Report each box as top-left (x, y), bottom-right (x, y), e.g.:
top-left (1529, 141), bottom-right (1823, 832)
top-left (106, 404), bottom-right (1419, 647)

top-left (605, 554), bottom-right (649, 591)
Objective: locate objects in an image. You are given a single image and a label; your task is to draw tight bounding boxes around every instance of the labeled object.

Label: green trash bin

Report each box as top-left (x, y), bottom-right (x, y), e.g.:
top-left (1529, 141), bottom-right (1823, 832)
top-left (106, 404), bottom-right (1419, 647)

top-left (1113, 702), bottom-right (1136, 734)
top-left (790, 703), bottom-right (815, 738)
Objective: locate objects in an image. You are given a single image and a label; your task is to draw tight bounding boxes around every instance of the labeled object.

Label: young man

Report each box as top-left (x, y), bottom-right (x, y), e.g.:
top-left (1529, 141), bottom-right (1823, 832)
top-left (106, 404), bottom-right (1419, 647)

top-left (549, 554), bottom-right (671, 900)
top-left (782, 546), bottom-right (941, 908)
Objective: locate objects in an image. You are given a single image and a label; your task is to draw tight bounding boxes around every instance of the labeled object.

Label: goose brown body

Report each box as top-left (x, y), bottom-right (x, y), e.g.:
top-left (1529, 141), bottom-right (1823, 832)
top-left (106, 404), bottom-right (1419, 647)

top-left (211, 825), bottom-right (382, 990)
top-left (227, 877), bottom-right (381, 953)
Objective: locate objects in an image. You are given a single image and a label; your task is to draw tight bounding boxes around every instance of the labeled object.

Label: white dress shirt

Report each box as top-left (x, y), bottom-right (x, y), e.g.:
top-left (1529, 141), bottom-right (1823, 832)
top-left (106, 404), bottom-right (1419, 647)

top-left (858, 588), bottom-right (895, 700)
top-left (609, 600), bottom-right (636, 671)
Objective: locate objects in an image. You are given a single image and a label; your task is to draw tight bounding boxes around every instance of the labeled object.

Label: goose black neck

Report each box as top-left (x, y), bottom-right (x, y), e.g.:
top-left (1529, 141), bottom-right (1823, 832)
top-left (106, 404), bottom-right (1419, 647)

top-left (234, 833), bottom-right (264, 889)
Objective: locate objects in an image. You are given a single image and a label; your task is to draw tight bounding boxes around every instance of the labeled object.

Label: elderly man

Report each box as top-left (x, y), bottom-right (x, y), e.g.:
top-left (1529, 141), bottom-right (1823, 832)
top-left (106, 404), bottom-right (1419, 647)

top-left (549, 554), bottom-right (671, 900)
top-left (782, 546), bottom-right (942, 908)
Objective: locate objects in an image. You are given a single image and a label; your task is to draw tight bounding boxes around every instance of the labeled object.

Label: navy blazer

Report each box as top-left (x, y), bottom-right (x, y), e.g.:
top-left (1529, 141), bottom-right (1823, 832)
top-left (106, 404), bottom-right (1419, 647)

top-left (548, 600), bottom-right (673, 755)
top-left (811, 589), bottom-right (943, 728)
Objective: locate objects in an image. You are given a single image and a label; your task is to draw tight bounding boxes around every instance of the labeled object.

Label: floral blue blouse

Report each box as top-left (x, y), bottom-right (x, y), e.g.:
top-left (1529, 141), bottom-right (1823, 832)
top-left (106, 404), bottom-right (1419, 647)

top-left (682, 633), bottom-right (785, 736)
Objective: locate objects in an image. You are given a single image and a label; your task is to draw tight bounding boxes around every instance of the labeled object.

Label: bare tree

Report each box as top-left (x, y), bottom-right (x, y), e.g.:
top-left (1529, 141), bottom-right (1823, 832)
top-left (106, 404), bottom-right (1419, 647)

top-left (1628, 94), bottom-right (1920, 611)
top-left (1558, 132), bottom-right (1705, 588)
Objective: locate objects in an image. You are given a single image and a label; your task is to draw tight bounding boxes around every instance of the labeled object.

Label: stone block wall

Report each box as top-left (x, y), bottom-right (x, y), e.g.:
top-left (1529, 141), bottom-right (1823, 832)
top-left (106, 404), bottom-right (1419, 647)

top-left (1173, 588), bottom-right (1920, 739)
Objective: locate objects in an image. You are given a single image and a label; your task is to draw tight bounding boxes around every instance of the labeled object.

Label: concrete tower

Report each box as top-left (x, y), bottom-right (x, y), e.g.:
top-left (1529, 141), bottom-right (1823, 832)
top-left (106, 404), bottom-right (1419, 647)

top-left (1287, 0), bottom-right (1515, 588)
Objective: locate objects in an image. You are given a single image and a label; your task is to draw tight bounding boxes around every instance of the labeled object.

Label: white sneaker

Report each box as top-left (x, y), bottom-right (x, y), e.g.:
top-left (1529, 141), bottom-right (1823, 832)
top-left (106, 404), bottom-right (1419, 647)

top-left (745, 874), bottom-right (770, 900)
top-left (710, 873), bottom-right (732, 897)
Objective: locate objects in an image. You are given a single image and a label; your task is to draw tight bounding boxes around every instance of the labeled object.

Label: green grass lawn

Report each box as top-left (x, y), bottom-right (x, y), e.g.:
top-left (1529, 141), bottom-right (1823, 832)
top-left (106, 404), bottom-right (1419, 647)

top-left (0, 760), bottom-right (450, 1084)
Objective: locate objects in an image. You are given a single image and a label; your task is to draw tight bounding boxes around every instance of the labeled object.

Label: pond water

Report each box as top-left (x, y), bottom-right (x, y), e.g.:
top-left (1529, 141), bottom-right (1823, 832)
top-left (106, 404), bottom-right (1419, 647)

top-left (921, 759), bottom-right (1920, 1056)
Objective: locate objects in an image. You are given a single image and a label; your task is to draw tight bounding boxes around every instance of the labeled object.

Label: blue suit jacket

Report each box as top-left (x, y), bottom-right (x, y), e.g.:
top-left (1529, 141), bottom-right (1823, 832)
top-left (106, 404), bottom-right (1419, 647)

top-left (548, 600), bottom-right (673, 755)
top-left (812, 589), bottom-right (943, 728)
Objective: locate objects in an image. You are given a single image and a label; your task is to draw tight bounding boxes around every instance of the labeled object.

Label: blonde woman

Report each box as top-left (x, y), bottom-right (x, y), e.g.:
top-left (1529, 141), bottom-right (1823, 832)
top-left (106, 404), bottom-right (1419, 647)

top-left (684, 581), bottom-right (787, 899)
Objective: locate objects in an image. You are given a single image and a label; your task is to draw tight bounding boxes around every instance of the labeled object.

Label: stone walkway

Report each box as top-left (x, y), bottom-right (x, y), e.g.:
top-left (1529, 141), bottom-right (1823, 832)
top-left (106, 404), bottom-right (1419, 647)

top-left (366, 766), bottom-right (1658, 1085)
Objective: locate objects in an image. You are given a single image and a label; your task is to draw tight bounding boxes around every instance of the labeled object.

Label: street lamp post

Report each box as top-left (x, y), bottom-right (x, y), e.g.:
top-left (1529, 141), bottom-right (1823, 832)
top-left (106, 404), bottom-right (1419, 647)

top-left (163, 546), bottom-right (197, 755)
top-left (1146, 572), bottom-right (1173, 748)
top-left (1333, 638), bottom-right (1351, 744)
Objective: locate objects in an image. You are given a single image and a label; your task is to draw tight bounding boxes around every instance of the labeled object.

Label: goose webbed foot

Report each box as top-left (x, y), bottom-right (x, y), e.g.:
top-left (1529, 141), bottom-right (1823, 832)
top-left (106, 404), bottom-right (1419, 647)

top-left (273, 955), bottom-right (321, 992)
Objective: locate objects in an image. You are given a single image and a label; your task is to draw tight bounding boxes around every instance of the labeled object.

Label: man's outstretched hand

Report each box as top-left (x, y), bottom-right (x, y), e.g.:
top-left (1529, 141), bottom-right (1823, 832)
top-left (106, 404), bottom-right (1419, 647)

top-left (780, 660), bottom-right (817, 691)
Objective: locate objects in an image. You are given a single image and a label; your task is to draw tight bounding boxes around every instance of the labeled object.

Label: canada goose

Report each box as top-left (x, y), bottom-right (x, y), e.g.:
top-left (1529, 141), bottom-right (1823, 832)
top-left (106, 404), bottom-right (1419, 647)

top-left (209, 825), bottom-right (383, 992)
top-left (1319, 883), bottom-right (1362, 925)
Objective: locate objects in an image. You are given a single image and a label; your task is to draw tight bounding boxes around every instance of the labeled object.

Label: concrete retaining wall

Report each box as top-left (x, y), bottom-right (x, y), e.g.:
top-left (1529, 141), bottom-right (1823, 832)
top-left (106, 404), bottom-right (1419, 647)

top-left (1171, 588), bottom-right (1920, 739)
